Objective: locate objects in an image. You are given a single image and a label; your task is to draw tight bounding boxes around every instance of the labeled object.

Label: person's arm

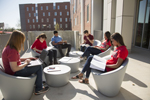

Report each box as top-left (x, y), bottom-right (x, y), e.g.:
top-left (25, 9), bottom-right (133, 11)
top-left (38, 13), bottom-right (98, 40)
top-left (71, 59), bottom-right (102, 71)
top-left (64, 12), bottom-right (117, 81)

top-left (87, 37), bottom-right (94, 44)
top-left (9, 59), bottom-right (31, 72)
top-left (20, 57), bottom-right (37, 62)
top-left (32, 47), bottom-right (42, 53)
top-left (98, 45), bottom-right (109, 51)
top-left (106, 58), bottom-right (124, 69)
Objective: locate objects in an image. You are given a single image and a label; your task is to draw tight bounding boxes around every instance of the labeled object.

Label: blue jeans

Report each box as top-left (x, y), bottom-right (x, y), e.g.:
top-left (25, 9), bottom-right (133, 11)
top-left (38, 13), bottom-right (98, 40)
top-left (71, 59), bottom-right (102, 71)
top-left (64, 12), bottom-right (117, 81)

top-left (80, 46), bottom-right (87, 52)
top-left (14, 65), bottom-right (42, 92)
top-left (48, 49), bottom-right (57, 63)
top-left (81, 55), bottom-right (93, 78)
top-left (82, 47), bottom-right (102, 58)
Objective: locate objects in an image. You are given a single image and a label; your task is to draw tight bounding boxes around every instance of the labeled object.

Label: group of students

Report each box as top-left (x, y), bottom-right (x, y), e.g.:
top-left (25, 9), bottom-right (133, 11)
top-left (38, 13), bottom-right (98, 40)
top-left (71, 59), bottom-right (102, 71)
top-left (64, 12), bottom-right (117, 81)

top-left (1, 29), bottom-right (128, 95)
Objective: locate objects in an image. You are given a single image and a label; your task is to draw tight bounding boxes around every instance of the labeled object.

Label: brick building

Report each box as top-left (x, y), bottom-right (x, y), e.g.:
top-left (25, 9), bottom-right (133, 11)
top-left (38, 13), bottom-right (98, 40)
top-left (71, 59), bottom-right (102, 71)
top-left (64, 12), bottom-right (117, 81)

top-left (19, 2), bottom-right (71, 31)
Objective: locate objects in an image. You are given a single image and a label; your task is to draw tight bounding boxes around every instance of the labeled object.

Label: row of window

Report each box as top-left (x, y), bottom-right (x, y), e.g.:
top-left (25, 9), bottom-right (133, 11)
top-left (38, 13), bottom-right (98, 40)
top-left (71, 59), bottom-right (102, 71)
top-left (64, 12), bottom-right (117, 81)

top-left (26, 5), bottom-right (68, 11)
top-left (28, 12), bottom-right (69, 17)
top-left (29, 24), bottom-right (68, 29)
top-left (27, 18), bottom-right (70, 23)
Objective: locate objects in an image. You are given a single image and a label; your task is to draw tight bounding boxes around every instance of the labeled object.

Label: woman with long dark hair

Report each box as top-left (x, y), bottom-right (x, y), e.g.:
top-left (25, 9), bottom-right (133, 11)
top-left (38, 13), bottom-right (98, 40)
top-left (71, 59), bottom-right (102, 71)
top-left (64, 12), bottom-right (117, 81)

top-left (72, 33), bottom-right (128, 84)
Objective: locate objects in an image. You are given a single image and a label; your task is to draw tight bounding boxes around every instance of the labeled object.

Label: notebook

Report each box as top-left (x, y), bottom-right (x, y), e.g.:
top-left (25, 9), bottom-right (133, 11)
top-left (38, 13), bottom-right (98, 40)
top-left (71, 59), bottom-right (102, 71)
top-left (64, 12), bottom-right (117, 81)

top-left (27, 49), bottom-right (48, 67)
top-left (47, 66), bottom-right (61, 72)
top-left (90, 55), bottom-right (106, 71)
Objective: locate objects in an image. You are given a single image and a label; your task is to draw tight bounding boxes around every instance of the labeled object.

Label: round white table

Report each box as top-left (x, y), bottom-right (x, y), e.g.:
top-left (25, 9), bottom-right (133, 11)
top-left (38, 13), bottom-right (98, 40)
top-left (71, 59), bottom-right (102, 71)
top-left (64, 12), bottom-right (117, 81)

top-left (69, 51), bottom-right (83, 57)
top-left (59, 57), bottom-right (80, 73)
top-left (43, 65), bottom-right (71, 87)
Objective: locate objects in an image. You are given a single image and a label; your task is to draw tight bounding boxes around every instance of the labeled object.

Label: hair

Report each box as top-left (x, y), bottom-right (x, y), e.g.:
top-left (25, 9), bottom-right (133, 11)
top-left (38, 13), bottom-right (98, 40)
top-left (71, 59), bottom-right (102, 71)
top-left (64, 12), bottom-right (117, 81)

top-left (54, 31), bottom-right (58, 34)
top-left (36, 33), bottom-right (47, 39)
top-left (105, 31), bottom-right (111, 42)
top-left (84, 30), bottom-right (88, 34)
top-left (111, 32), bottom-right (125, 46)
top-left (6, 30), bottom-right (25, 52)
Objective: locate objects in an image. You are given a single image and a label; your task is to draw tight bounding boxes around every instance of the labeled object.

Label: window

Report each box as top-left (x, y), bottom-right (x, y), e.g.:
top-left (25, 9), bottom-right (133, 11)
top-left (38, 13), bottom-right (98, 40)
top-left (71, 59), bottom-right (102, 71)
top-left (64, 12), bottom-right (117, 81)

top-left (43, 12), bottom-right (45, 16)
top-left (48, 12), bottom-right (50, 16)
top-left (27, 7), bottom-right (29, 11)
top-left (48, 24), bottom-right (51, 28)
top-left (30, 25), bottom-right (32, 29)
top-left (65, 5), bottom-right (67, 9)
top-left (65, 18), bottom-right (67, 22)
top-left (60, 24), bottom-right (62, 28)
top-left (41, 18), bottom-right (44, 22)
top-left (47, 18), bottom-right (49, 22)
top-left (32, 7), bottom-right (34, 11)
top-left (87, 4), bottom-right (89, 22)
top-left (33, 19), bottom-right (34, 23)
top-left (36, 19), bottom-right (38, 22)
top-left (54, 12), bottom-right (57, 16)
top-left (33, 25), bottom-right (35, 29)
top-left (65, 24), bottom-right (68, 28)
top-left (58, 6), bottom-right (60, 10)
top-left (53, 3), bottom-right (56, 10)
top-left (38, 24), bottom-right (40, 29)
top-left (46, 6), bottom-right (48, 10)
top-left (41, 6), bottom-right (43, 10)
top-left (29, 13), bottom-right (31, 17)
top-left (54, 18), bottom-right (56, 25)
top-left (67, 11), bottom-right (69, 16)
top-left (28, 19), bottom-right (30, 23)
top-left (60, 18), bottom-right (62, 22)
top-left (60, 12), bottom-right (62, 16)
top-left (34, 13), bottom-right (36, 17)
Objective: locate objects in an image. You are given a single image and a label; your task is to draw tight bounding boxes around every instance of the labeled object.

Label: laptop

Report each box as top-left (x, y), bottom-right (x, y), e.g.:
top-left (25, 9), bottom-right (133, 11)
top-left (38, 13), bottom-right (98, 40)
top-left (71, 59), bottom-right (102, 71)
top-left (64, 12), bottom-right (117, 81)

top-left (27, 49), bottom-right (48, 67)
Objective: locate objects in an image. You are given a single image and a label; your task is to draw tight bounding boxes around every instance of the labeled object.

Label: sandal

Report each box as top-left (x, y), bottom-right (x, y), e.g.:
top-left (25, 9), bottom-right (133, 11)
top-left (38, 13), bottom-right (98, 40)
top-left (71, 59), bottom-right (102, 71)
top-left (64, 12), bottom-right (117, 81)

top-left (79, 78), bottom-right (89, 84)
top-left (72, 74), bottom-right (83, 79)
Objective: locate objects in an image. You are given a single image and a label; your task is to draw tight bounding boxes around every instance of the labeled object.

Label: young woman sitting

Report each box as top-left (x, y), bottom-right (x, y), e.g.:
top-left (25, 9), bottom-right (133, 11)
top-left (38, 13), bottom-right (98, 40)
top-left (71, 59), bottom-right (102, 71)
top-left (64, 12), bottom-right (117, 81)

top-left (72, 32), bottom-right (128, 84)
top-left (80, 31), bottom-right (111, 60)
top-left (2, 30), bottom-right (49, 95)
top-left (31, 33), bottom-right (58, 65)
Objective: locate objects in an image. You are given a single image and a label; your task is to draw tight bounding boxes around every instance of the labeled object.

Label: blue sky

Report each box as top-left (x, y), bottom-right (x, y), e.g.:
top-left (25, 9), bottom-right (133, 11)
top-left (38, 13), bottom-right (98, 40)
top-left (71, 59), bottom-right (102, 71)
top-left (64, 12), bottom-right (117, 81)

top-left (0, 0), bottom-right (70, 29)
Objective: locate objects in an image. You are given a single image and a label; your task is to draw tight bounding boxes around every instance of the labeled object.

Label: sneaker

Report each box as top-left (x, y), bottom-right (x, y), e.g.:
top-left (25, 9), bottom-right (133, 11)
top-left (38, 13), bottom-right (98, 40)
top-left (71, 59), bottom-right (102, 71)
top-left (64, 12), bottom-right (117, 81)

top-left (35, 86), bottom-right (50, 95)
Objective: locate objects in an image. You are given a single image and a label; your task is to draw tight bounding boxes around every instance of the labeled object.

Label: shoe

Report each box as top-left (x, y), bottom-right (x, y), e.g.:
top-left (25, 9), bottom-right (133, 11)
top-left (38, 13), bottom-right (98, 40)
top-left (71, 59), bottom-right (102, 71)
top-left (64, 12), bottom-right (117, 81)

top-left (79, 57), bottom-right (84, 61)
top-left (54, 61), bottom-right (58, 64)
top-left (35, 86), bottom-right (50, 95)
top-left (49, 62), bottom-right (53, 65)
top-left (66, 53), bottom-right (69, 57)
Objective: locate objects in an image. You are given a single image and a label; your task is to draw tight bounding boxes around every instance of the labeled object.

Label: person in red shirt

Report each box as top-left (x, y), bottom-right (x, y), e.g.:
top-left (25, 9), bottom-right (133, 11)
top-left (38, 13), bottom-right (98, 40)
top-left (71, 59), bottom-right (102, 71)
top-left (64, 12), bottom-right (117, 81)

top-left (31, 33), bottom-right (58, 65)
top-left (72, 32), bottom-right (128, 84)
top-left (80, 31), bottom-right (111, 60)
top-left (2, 30), bottom-right (49, 95)
top-left (80, 30), bottom-right (94, 52)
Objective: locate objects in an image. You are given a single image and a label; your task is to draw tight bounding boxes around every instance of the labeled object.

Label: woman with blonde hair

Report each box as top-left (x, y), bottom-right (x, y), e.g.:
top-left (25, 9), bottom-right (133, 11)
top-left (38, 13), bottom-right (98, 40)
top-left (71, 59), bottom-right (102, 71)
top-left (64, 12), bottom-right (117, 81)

top-left (2, 30), bottom-right (49, 95)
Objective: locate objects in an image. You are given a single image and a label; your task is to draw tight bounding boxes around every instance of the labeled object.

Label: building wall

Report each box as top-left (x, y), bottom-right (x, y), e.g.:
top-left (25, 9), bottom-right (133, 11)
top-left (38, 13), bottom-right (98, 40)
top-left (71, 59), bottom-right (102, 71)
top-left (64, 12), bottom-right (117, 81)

top-left (20, 2), bottom-right (71, 31)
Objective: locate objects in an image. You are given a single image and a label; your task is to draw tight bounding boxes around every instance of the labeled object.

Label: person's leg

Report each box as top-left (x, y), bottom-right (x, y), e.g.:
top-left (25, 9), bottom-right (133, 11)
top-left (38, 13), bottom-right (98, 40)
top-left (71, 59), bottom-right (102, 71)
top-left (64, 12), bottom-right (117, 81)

top-left (80, 46), bottom-right (84, 52)
top-left (14, 65), bottom-right (43, 92)
top-left (61, 43), bottom-right (71, 56)
top-left (52, 49), bottom-right (58, 64)
top-left (48, 50), bottom-right (53, 65)
top-left (56, 44), bottom-right (64, 57)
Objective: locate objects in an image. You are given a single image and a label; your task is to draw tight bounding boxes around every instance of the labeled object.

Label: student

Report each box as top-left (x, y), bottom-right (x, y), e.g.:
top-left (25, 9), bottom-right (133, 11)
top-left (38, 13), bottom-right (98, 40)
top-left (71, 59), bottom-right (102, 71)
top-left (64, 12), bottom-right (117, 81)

top-left (2, 30), bottom-right (49, 95)
top-left (80, 30), bottom-right (94, 52)
top-left (31, 33), bottom-right (58, 65)
top-left (80, 31), bottom-right (111, 60)
top-left (72, 32), bottom-right (128, 84)
top-left (51, 31), bottom-right (71, 57)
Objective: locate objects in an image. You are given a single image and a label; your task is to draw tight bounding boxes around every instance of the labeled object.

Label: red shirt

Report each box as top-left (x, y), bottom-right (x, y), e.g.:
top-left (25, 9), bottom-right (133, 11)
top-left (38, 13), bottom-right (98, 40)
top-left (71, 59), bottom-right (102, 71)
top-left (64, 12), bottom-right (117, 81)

top-left (84, 34), bottom-right (94, 46)
top-left (31, 39), bottom-right (47, 53)
top-left (99, 40), bottom-right (111, 52)
top-left (106, 45), bottom-right (128, 72)
top-left (2, 46), bottom-right (21, 75)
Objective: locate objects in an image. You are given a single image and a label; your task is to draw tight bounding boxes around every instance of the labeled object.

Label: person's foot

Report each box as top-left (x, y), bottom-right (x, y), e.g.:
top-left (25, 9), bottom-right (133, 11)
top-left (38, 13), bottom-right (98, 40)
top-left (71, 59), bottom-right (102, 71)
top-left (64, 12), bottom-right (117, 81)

top-left (54, 61), bottom-right (59, 64)
top-left (66, 53), bottom-right (69, 57)
top-left (72, 73), bottom-right (83, 79)
top-left (49, 62), bottom-right (53, 65)
top-left (79, 78), bottom-right (89, 84)
top-left (34, 86), bottom-right (50, 95)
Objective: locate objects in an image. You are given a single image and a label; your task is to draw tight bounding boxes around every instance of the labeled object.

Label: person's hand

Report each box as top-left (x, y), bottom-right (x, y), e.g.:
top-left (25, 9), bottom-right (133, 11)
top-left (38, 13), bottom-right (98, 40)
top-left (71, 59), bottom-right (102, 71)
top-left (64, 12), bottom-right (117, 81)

top-left (29, 57), bottom-right (37, 60)
top-left (86, 37), bottom-right (90, 40)
top-left (64, 40), bottom-right (67, 43)
top-left (24, 59), bottom-right (31, 65)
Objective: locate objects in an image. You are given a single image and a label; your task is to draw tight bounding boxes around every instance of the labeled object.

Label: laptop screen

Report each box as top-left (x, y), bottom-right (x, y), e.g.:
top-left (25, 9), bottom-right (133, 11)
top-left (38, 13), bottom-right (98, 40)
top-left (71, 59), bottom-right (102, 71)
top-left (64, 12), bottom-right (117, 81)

top-left (39, 49), bottom-right (48, 62)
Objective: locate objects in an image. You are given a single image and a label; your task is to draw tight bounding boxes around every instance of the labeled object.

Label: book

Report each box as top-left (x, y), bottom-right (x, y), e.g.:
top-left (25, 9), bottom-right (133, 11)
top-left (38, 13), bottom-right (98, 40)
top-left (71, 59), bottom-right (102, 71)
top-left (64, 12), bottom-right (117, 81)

top-left (81, 44), bottom-right (90, 47)
top-left (90, 55), bottom-right (106, 71)
top-left (72, 51), bottom-right (83, 56)
top-left (58, 57), bottom-right (72, 62)
top-left (47, 66), bottom-right (61, 72)
top-left (46, 46), bottom-right (54, 50)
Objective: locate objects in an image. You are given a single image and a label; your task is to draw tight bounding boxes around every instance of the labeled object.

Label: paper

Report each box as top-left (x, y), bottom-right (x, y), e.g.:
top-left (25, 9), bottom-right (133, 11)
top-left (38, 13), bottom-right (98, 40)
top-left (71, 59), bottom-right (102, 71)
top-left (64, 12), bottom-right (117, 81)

top-left (58, 57), bottom-right (72, 62)
top-left (81, 44), bottom-right (90, 47)
top-left (72, 51), bottom-right (83, 56)
top-left (46, 46), bottom-right (54, 50)
top-left (90, 55), bottom-right (106, 71)
top-left (27, 59), bottom-right (42, 67)
top-left (47, 66), bottom-right (61, 72)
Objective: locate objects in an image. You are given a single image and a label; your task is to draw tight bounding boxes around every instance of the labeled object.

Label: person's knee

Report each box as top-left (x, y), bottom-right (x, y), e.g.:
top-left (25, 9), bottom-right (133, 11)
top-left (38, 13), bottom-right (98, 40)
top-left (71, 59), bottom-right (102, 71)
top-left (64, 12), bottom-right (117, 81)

top-left (88, 55), bottom-right (94, 60)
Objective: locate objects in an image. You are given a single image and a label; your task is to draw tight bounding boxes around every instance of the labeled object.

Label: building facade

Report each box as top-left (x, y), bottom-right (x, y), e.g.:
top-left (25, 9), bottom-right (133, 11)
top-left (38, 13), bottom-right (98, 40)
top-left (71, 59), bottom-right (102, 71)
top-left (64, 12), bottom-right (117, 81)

top-left (19, 2), bottom-right (71, 31)
top-left (71, 0), bottom-right (150, 52)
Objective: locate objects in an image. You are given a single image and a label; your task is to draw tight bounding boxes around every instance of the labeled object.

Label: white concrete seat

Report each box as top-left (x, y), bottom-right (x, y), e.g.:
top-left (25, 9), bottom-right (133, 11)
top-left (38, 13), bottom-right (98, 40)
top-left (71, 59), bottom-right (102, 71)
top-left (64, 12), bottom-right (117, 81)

top-left (97, 47), bottom-right (111, 57)
top-left (93, 40), bottom-right (101, 46)
top-left (0, 58), bottom-right (37, 100)
top-left (49, 41), bottom-right (67, 58)
top-left (91, 55), bottom-right (129, 97)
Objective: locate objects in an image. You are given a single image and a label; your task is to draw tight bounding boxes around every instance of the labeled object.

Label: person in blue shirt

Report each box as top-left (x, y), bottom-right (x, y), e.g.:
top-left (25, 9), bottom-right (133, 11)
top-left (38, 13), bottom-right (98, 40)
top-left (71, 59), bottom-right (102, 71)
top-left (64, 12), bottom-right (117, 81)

top-left (51, 31), bottom-right (71, 57)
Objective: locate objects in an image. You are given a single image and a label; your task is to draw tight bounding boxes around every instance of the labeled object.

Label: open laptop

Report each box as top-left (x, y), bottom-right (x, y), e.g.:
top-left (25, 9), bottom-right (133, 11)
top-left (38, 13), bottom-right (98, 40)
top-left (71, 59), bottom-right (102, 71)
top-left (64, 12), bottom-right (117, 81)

top-left (27, 49), bottom-right (48, 67)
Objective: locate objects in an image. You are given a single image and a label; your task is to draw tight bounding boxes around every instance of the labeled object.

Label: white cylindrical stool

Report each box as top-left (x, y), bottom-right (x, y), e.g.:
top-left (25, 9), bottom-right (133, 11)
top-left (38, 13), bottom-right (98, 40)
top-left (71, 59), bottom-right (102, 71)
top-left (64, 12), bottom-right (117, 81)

top-left (43, 65), bottom-right (71, 87)
top-left (69, 51), bottom-right (83, 57)
top-left (59, 57), bottom-right (80, 73)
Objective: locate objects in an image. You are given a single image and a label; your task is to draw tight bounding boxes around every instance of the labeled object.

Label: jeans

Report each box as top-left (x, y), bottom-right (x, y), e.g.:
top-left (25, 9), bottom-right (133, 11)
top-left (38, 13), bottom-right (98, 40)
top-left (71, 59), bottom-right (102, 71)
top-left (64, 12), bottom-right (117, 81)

top-left (56, 43), bottom-right (71, 57)
top-left (14, 65), bottom-right (42, 92)
top-left (82, 46), bottom-right (102, 58)
top-left (48, 49), bottom-right (57, 63)
top-left (80, 46), bottom-right (87, 52)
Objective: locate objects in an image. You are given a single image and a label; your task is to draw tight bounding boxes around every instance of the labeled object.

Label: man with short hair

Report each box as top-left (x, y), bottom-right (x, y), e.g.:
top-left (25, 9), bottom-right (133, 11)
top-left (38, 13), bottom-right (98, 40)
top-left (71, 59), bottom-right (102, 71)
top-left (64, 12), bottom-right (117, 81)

top-left (51, 31), bottom-right (71, 57)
